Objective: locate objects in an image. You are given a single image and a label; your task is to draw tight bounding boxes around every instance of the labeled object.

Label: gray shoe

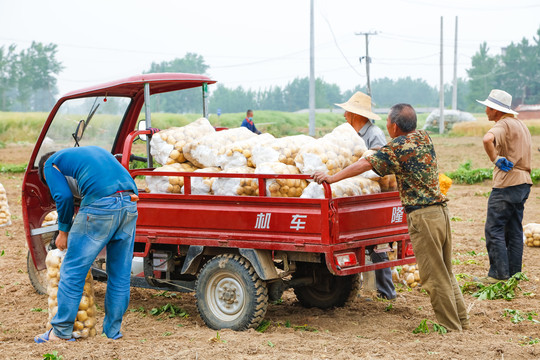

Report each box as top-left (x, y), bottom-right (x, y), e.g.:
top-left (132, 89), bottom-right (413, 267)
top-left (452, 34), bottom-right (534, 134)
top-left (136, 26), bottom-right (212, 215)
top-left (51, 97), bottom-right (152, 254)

top-left (473, 276), bottom-right (504, 285)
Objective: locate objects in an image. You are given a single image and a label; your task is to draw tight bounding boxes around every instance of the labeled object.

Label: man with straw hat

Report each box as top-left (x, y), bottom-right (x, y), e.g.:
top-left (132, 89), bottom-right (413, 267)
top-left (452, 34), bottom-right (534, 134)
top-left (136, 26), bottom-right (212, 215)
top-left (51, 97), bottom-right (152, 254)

top-left (475, 89), bottom-right (532, 284)
top-left (336, 91), bottom-right (386, 149)
top-left (336, 92), bottom-right (395, 300)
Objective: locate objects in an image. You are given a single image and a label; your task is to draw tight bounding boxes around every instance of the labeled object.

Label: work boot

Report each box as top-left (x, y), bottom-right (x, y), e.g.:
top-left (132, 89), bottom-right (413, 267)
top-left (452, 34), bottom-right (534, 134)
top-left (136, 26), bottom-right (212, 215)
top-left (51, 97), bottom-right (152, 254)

top-left (473, 276), bottom-right (504, 285)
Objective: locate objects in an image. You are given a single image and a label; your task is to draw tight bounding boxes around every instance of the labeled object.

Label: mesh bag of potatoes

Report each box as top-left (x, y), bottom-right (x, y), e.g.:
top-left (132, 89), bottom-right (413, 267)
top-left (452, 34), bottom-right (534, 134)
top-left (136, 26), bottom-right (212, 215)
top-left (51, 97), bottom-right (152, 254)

top-left (295, 139), bottom-right (351, 176)
top-left (300, 175), bottom-right (381, 199)
top-left (251, 134), bottom-right (315, 167)
top-left (392, 263), bottom-right (421, 288)
top-left (150, 117), bottom-right (215, 165)
top-left (295, 123), bottom-right (367, 176)
top-left (254, 162), bottom-right (308, 197)
top-left (358, 150), bottom-right (398, 192)
top-left (145, 162), bottom-right (197, 194)
top-left (216, 133), bottom-right (276, 169)
top-left (0, 183), bottom-right (12, 227)
top-left (181, 167), bottom-right (222, 195)
top-left (183, 127), bottom-right (256, 168)
top-left (322, 123), bottom-right (367, 164)
top-left (212, 166), bottom-right (259, 196)
top-left (45, 249), bottom-right (97, 339)
top-left (523, 223), bottom-right (540, 247)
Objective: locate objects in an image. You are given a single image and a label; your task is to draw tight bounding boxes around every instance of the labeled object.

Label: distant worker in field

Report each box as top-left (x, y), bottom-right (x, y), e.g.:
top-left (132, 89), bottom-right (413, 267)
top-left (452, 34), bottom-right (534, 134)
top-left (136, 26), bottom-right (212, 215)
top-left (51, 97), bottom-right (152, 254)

top-left (313, 103), bottom-right (469, 331)
top-left (476, 89), bottom-right (532, 284)
top-left (241, 109), bottom-right (261, 134)
top-left (335, 91), bottom-right (395, 300)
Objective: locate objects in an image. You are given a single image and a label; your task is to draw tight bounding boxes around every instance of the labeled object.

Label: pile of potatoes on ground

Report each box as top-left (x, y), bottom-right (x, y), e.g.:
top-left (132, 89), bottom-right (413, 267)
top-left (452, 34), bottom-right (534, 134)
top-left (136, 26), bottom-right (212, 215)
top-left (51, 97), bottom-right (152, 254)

top-left (388, 243), bottom-right (422, 288)
top-left (146, 118), bottom-right (399, 198)
top-left (523, 223), bottom-right (540, 247)
top-left (0, 183), bottom-right (11, 227)
top-left (46, 249), bottom-right (97, 339)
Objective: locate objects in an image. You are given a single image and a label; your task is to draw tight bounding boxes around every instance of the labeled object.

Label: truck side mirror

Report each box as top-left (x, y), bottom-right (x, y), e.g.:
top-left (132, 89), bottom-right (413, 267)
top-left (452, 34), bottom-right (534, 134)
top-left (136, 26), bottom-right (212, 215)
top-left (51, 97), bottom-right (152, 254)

top-left (72, 119), bottom-right (86, 146)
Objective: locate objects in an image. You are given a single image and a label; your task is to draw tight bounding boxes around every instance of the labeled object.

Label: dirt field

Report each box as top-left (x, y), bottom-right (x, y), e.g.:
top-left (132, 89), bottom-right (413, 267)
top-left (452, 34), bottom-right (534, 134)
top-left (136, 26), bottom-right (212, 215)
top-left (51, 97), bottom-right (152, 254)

top-left (1, 137), bottom-right (540, 360)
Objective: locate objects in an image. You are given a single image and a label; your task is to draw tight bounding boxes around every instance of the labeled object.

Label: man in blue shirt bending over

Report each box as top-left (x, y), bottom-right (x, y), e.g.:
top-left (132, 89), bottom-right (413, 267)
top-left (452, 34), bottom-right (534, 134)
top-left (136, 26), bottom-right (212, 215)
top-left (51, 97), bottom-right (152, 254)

top-left (34, 146), bottom-right (138, 343)
top-left (241, 109), bottom-right (261, 134)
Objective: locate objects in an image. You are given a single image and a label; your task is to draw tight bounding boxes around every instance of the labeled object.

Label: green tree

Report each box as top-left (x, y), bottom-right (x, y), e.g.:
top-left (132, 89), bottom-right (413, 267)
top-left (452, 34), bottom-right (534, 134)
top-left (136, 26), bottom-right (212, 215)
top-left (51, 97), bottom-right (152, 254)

top-left (0, 44), bottom-right (18, 110)
top-left (498, 28), bottom-right (540, 104)
top-left (282, 77), bottom-right (342, 111)
top-left (466, 42), bottom-right (500, 112)
top-left (257, 86), bottom-right (285, 111)
top-left (145, 52), bottom-right (210, 113)
top-left (444, 78), bottom-right (470, 110)
top-left (207, 84), bottom-right (256, 114)
top-left (16, 41), bottom-right (63, 111)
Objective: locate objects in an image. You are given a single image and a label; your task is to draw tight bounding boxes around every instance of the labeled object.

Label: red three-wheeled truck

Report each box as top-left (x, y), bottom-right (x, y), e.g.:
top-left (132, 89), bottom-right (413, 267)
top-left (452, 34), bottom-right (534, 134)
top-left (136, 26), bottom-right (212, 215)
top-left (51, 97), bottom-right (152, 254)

top-left (22, 73), bottom-right (415, 331)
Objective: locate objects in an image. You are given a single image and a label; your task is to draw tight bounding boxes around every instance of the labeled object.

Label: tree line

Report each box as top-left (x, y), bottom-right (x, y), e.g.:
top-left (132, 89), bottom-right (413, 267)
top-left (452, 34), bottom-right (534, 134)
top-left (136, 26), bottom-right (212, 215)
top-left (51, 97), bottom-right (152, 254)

top-left (0, 42), bottom-right (63, 111)
top-left (0, 26), bottom-right (538, 114)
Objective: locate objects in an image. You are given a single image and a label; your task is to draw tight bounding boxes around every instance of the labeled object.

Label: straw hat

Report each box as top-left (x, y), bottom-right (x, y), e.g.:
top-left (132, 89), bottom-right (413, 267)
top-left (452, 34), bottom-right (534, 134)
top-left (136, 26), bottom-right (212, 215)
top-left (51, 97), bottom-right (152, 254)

top-left (476, 89), bottom-right (518, 115)
top-left (335, 92), bottom-right (381, 120)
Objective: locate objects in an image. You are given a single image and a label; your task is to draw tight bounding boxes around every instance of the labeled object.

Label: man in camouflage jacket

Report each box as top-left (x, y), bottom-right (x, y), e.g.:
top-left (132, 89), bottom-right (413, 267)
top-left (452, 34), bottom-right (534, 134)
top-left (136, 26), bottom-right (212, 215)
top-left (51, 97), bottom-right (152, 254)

top-left (313, 103), bottom-right (469, 332)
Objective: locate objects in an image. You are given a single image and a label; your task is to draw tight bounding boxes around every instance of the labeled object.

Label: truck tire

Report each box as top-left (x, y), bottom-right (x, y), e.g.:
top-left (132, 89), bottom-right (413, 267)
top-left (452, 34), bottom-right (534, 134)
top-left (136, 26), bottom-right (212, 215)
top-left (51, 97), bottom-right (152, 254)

top-left (293, 264), bottom-right (355, 309)
top-left (27, 250), bottom-right (48, 295)
top-left (195, 254), bottom-right (268, 331)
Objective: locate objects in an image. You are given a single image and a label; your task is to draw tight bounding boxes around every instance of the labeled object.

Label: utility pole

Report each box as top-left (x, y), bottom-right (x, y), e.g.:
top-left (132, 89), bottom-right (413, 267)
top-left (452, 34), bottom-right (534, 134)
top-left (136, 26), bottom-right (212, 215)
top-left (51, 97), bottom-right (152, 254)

top-left (308, 0), bottom-right (316, 137)
top-left (356, 31), bottom-right (377, 97)
top-left (452, 16), bottom-right (458, 110)
top-left (439, 16), bottom-right (445, 134)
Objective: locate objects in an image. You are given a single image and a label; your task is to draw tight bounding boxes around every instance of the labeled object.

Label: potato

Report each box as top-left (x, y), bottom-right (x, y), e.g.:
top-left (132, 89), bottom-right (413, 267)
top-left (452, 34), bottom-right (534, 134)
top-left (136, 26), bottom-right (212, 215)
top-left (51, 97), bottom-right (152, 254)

top-left (77, 310), bottom-right (88, 322)
top-left (84, 317), bottom-right (96, 329)
top-left (78, 296), bottom-right (90, 311)
top-left (73, 321), bottom-right (84, 331)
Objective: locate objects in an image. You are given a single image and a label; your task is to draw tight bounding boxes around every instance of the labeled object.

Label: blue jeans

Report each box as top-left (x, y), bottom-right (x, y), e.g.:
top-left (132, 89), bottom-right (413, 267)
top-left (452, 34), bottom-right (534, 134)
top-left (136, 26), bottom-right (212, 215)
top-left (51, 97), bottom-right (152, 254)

top-left (369, 251), bottom-right (396, 300)
top-left (51, 193), bottom-right (138, 339)
top-left (485, 184), bottom-right (531, 280)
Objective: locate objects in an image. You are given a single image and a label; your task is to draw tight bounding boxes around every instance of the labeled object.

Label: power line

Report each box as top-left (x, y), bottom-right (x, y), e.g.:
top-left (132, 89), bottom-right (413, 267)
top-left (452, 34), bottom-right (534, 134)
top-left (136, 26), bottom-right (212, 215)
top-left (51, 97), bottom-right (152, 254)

top-left (320, 12), bottom-right (364, 78)
top-left (355, 31), bottom-right (378, 97)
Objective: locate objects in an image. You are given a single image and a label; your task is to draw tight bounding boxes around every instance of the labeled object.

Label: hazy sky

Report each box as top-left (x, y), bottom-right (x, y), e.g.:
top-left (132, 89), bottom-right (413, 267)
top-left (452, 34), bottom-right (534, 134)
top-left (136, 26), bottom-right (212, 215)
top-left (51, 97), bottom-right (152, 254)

top-left (1, 0), bottom-right (539, 97)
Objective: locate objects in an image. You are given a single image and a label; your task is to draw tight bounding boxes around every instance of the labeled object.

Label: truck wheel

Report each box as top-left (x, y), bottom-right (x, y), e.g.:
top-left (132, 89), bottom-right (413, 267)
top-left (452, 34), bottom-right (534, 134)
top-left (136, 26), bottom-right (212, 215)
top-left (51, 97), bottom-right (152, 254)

top-left (293, 265), bottom-right (355, 309)
top-left (195, 254), bottom-right (268, 331)
top-left (27, 251), bottom-right (48, 295)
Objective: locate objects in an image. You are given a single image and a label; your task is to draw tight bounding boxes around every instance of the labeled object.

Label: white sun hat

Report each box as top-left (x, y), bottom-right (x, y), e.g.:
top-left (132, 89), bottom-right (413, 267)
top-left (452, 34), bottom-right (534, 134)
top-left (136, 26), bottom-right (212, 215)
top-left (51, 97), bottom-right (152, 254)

top-left (476, 89), bottom-right (518, 115)
top-left (335, 91), bottom-right (381, 120)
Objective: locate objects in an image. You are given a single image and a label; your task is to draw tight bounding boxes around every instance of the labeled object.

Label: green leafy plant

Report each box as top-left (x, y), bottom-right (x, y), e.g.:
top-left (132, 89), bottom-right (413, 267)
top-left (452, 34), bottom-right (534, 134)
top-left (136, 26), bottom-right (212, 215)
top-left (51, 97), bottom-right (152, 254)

top-left (446, 161), bottom-right (493, 184)
top-left (293, 324), bottom-right (318, 332)
top-left (0, 163), bottom-right (27, 173)
top-left (455, 273), bottom-right (471, 281)
top-left (267, 341), bottom-right (275, 348)
top-left (520, 337), bottom-right (540, 345)
top-left (210, 331), bottom-right (226, 343)
top-left (152, 291), bottom-right (178, 298)
top-left (150, 303), bottom-right (189, 318)
top-left (31, 308), bottom-right (45, 312)
top-left (462, 272), bottom-right (529, 300)
top-left (256, 319), bottom-right (271, 333)
top-left (130, 306), bottom-right (146, 313)
top-left (413, 319), bottom-right (447, 335)
top-left (43, 351), bottom-right (63, 360)
top-left (502, 309), bottom-right (540, 324)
